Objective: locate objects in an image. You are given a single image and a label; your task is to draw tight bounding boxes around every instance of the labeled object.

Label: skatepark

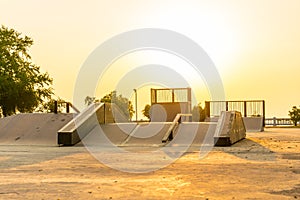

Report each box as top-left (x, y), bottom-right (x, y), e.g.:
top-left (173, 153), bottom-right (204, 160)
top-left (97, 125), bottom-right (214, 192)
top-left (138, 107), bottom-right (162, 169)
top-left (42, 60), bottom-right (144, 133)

top-left (0, 88), bottom-right (299, 199)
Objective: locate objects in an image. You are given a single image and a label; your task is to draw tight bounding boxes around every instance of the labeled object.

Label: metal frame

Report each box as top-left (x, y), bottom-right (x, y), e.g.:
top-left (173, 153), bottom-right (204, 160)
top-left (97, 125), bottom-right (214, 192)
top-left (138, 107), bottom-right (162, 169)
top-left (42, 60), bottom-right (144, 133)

top-left (151, 87), bottom-right (191, 109)
top-left (205, 100), bottom-right (265, 127)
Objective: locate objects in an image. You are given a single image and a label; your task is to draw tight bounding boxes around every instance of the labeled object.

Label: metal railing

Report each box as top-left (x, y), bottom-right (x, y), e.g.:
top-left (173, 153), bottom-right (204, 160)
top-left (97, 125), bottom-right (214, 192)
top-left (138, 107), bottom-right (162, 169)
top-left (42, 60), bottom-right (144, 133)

top-left (205, 100), bottom-right (265, 126)
top-left (162, 113), bottom-right (192, 143)
top-left (54, 101), bottom-right (80, 114)
top-left (265, 117), bottom-right (293, 126)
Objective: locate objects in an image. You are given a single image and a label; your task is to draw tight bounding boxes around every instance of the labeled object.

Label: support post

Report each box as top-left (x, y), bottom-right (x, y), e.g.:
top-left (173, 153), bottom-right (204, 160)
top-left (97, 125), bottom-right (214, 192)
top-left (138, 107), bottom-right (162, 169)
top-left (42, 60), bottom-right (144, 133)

top-left (262, 100), bottom-right (266, 127)
top-left (151, 88), bottom-right (157, 104)
top-left (104, 103), bottom-right (106, 124)
top-left (54, 101), bottom-right (58, 114)
top-left (172, 89), bottom-right (175, 103)
top-left (134, 89), bottom-right (138, 122)
top-left (244, 101), bottom-right (247, 117)
top-left (66, 103), bottom-right (70, 113)
top-left (187, 87), bottom-right (192, 114)
top-left (205, 101), bottom-right (210, 118)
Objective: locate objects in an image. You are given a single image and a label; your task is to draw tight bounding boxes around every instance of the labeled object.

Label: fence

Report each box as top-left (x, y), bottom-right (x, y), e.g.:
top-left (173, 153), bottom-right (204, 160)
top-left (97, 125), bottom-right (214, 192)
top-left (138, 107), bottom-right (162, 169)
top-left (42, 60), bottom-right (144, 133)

top-left (265, 117), bottom-right (293, 126)
top-left (151, 88), bottom-right (191, 104)
top-left (150, 88), bottom-right (192, 121)
top-left (205, 100), bottom-right (266, 126)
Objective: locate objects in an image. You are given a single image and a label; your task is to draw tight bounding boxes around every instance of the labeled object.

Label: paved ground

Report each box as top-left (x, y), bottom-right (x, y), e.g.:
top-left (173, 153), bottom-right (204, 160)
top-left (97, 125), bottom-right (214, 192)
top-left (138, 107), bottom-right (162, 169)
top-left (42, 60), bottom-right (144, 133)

top-left (0, 128), bottom-right (299, 200)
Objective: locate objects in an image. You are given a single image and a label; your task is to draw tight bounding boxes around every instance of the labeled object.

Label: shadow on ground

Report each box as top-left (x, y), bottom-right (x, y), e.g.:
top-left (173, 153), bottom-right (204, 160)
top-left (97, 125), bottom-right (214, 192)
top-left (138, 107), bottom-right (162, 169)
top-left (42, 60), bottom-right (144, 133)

top-left (215, 138), bottom-right (277, 161)
top-left (0, 145), bottom-right (87, 169)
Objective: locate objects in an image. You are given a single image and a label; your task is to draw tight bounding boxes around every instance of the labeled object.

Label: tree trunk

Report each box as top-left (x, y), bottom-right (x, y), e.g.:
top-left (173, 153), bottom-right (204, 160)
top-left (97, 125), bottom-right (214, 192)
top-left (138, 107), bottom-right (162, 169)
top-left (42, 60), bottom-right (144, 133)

top-left (294, 121), bottom-right (298, 126)
top-left (2, 107), bottom-right (7, 117)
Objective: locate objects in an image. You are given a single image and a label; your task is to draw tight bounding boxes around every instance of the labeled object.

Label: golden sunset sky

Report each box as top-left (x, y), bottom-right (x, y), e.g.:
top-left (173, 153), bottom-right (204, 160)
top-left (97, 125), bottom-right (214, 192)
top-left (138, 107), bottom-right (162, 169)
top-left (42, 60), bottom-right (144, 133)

top-left (1, 0), bottom-right (300, 117)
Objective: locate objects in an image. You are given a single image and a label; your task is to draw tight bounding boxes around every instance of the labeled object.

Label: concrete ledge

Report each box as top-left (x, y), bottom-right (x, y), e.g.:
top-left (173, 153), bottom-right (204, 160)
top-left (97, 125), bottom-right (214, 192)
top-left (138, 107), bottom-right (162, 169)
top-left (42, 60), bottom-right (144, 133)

top-left (214, 111), bottom-right (246, 146)
top-left (206, 116), bottom-right (264, 132)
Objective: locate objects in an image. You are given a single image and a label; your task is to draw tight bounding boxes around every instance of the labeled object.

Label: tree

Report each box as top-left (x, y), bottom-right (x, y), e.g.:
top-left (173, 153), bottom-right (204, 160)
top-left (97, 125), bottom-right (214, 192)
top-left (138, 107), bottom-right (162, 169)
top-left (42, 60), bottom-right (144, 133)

top-left (288, 106), bottom-right (300, 126)
top-left (142, 104), bottom-right (151, 120)
top-left (84, 96), bottom-right (100, 106)
top-left (101, 91), bottom-right (135, 120)
top-left (0, 25), bottom-right (53, 116)
top-left (85, 91), bottom-right (135, 120)
top-left (192, 103), bottom-right (206, 122)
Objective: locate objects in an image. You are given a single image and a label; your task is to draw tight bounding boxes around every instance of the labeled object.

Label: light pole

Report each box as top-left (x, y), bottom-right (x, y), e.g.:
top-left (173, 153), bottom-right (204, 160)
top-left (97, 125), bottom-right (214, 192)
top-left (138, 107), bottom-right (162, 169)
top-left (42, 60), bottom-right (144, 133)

top-left (133, 89), bottom-right (138, 122)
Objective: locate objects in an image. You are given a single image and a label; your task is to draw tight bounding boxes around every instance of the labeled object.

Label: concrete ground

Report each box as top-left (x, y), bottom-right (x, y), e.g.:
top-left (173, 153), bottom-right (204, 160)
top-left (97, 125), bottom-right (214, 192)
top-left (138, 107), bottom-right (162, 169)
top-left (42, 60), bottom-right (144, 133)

top-left (0, 128), bottom-right (299, 200)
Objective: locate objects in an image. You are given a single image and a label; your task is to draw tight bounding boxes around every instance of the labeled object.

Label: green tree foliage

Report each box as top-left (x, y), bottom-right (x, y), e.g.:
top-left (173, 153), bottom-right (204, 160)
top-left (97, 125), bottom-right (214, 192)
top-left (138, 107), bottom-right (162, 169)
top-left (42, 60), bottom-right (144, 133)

top-left (84, 96), bottom-right (100, 106)
top-left (85, 91), bottom-right (135, 120)
top-left (0, 25), bottom-right (53, 116)
top-left (192, 103), bottom-right (206, 122)
top-left (288, 106), bottom-right (300, 126)
top-left (101, 91), bottom-right (134, 120)
top-left (142, 104), bottom-right (151, 120)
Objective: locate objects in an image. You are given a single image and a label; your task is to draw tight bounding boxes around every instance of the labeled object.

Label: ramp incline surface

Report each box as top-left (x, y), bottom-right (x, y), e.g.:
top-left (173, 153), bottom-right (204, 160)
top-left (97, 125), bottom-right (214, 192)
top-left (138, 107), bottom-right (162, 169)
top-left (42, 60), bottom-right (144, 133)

top-left (58, 103), bottom-right (103, 145)
top-left (0, 113), bottom-right (74, 145)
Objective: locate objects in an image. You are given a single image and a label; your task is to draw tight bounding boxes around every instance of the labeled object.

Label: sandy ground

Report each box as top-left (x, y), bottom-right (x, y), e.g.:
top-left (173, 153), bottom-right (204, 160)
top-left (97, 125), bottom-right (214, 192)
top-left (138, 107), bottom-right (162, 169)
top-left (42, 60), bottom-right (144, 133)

top-left (0, 128), bottom-right (299, 200)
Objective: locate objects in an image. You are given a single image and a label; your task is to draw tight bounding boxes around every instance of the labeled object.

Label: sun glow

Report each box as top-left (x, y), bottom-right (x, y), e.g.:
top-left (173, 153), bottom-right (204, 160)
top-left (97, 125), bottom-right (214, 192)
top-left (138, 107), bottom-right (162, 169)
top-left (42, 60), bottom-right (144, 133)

top-left (95, 50), bottom-right (210, 101)
top-left (94, 49), bottom-right (212, 119)
top-left (2, 1), bottom-right (300, 117)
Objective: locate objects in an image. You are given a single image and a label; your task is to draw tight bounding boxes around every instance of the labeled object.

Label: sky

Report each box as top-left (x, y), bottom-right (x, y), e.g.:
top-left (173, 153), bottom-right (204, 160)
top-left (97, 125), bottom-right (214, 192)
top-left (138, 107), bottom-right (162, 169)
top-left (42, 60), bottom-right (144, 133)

top-left (1, 0), bottom-right (300, 118)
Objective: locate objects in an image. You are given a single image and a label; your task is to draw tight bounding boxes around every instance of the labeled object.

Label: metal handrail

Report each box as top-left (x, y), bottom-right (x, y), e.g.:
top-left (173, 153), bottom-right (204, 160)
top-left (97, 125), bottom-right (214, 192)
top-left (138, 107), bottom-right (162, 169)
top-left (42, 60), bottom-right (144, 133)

top-left (162, 113), bottom-right (192, 143)
top-left (58, 103), bottom-right (103, 133)
top-left (265, 117), bottom-right (293, 126)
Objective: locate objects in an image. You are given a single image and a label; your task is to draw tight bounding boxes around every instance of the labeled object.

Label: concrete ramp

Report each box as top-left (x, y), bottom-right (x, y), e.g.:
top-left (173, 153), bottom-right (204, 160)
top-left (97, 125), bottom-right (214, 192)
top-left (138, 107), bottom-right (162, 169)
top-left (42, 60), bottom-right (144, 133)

top-left (0, 113), bottom-right (73, 145)
top-left (58, 103), bottom-right (130, 146)
top-left (118, 121), bottom-right (217, 147)
top-left (80, 123), bottom-right (137, 146)
top-left (58, 103), bottom-right (103, 146)
top-left (120, 122), bottom-right (172, 146)
top-left (82, 122), bottom-right (217, 147)
top-left (214, 111), bottom-right (246, 146)
top-left (170, 122), bottom-right (217, 145)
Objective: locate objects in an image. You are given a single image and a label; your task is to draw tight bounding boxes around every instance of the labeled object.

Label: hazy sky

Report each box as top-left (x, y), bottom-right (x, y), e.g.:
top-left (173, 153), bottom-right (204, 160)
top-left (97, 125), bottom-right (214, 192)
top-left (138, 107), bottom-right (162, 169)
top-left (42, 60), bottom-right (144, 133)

top-left (1, 0), bottom-right (300, 117)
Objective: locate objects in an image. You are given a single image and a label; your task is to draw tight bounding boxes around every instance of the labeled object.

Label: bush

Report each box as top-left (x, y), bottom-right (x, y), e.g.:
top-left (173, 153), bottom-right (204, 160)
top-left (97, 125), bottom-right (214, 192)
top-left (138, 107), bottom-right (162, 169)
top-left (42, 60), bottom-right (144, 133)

top-left (288, 106), bottom-right (300, 126)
